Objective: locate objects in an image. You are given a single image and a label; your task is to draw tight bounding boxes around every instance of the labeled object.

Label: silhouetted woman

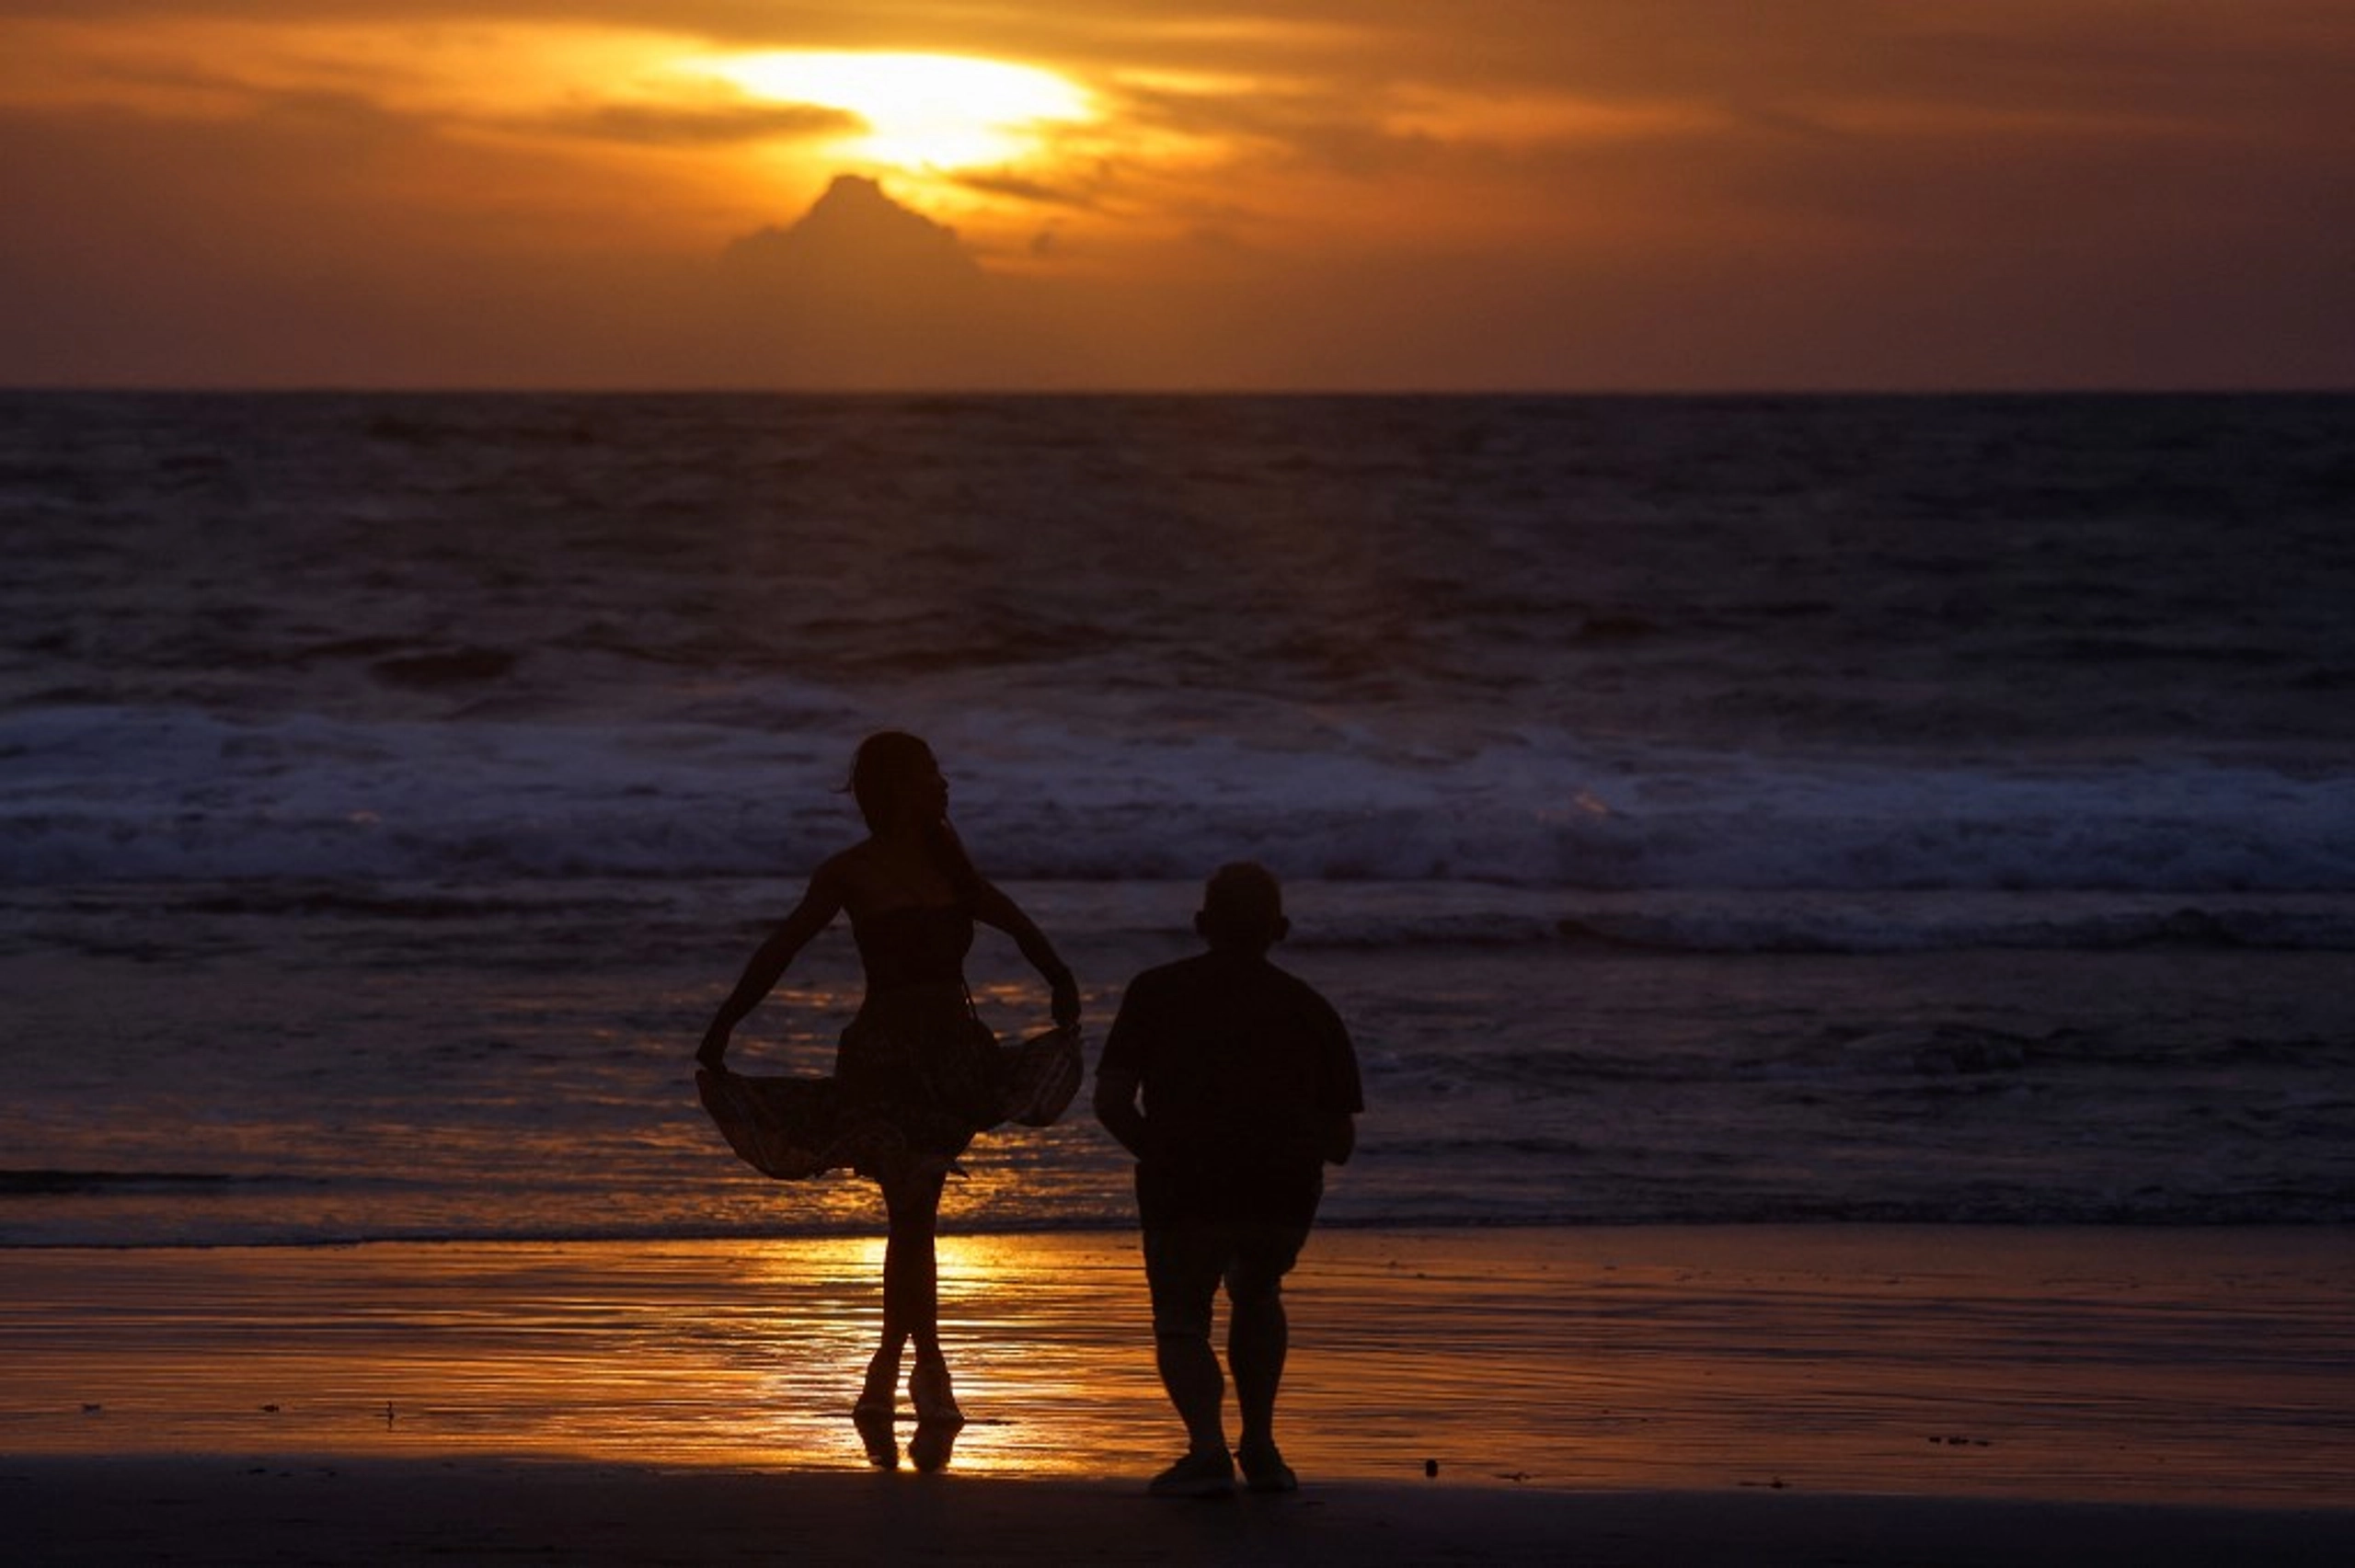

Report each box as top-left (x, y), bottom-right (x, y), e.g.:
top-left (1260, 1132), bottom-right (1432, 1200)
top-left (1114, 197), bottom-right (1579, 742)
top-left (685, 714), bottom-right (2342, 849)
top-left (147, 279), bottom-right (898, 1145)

top-left (695, 732), bottom-right (1081, 1428)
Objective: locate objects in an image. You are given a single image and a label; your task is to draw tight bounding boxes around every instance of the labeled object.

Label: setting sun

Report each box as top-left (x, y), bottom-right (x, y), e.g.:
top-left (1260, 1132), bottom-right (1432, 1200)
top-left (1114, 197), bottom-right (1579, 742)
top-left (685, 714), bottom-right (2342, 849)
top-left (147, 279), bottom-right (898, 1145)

top-left (681, 51), bottom-right (1094, 173)
top-left (2, 4), bottom-right (2349, 389)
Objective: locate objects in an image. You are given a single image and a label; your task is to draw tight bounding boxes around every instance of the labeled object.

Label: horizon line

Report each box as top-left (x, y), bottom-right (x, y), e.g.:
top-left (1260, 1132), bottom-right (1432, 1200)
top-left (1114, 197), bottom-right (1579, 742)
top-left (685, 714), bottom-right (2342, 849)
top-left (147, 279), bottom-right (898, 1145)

top-left (5, 383), bottom-right (2350, 400)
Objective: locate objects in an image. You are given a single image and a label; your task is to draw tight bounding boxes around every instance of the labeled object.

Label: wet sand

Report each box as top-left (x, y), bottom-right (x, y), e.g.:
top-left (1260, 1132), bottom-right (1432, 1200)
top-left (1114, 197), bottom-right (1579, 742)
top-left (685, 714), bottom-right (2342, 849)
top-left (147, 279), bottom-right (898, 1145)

top-left (6, 1226), bottom-right (2351, 1562)
top-left (12, 1456), bottom-right (2355, 1568)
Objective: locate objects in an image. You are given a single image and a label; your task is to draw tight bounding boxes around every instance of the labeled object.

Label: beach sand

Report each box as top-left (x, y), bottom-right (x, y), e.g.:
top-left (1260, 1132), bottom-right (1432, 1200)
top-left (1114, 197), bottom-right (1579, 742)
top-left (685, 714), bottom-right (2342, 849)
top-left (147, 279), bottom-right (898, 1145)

top-left (13, 1457), bottom-right (2355, 1567)
top-left (7, 1226), bottom-right (2350, 1562)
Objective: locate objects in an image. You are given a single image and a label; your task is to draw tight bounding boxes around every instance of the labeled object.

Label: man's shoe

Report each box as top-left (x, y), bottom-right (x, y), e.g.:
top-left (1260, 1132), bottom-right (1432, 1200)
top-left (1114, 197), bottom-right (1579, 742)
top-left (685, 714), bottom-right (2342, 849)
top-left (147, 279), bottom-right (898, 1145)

top-left (1148, 1448), bottom-right (1236, 1498)
top-left (1236, 1439), bottom-right (1298, 1494)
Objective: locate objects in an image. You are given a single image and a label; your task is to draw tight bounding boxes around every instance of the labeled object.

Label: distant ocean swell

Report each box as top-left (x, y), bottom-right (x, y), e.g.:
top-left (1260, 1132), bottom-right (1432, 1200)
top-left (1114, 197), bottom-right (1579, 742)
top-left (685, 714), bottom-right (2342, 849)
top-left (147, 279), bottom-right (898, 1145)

top-left (7, 703), bottom-right (2353, 906)
top-left (8, 395), bottom-right (2355, 1250)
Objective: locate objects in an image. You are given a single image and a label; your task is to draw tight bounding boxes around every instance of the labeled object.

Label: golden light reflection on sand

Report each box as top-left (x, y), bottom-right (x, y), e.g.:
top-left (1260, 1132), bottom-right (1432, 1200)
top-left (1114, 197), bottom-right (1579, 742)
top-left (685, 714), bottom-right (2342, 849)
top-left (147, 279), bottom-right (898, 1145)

top-left (6, 1230), bottom-right (2352, 1502)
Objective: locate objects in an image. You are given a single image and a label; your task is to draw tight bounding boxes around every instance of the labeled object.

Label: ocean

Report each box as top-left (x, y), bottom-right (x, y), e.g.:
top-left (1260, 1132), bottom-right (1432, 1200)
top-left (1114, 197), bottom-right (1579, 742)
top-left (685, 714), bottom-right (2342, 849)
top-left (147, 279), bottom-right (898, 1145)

top-left (5, 391), bottom-right (2352, 1247)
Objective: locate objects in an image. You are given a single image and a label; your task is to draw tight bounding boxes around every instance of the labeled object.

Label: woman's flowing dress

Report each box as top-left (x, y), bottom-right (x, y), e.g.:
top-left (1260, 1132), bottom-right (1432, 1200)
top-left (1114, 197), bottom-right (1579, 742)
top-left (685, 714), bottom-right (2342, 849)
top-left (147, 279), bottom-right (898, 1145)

top-left (696, 904), bottom-right (1078, 1182)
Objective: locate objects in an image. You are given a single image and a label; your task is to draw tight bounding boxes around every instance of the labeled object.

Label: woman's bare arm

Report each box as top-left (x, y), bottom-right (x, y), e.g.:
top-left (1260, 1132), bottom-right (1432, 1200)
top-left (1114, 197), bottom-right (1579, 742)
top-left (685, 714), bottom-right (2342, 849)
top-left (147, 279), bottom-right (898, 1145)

top-left (969, 878), bottom-right (1081, 1029)
top-left (697, 864), bottom-right (846, 1068)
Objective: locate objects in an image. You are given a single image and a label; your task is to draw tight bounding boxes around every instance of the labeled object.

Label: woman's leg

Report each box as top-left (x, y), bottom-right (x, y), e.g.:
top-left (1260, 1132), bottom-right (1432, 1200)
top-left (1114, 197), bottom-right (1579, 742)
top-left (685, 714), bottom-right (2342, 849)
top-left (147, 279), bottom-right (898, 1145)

top-left (884, 1162), bottom-right (967, 1424)
top-left (881, 1163), bottom-right (949, 1361)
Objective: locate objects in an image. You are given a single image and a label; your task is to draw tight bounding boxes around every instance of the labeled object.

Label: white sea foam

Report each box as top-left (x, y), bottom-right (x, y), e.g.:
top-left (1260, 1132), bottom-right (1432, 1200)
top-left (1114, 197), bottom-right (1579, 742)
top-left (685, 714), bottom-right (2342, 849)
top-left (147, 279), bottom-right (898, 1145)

top-left (7, 703), bottom-right (2352, 911)
top-left (6, 395), bottom-right (2355, 1242)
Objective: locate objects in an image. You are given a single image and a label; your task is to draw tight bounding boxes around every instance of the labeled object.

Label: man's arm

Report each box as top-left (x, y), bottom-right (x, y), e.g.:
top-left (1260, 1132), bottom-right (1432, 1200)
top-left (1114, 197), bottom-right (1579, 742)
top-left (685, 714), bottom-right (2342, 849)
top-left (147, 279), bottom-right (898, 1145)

top-left (1312, 989), bottom-right (1363, 1166)
top-left (1093, 1059), bottom-right (1149, 1160)
top-left (1092, 979), bottom-right (1153, 1159)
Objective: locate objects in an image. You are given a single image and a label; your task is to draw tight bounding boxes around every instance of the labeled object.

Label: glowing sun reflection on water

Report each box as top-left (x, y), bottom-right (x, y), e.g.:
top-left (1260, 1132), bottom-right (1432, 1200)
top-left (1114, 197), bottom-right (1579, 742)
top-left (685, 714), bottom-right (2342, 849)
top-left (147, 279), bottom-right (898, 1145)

top-left (6, 1230), bottom-right (2350, 1503)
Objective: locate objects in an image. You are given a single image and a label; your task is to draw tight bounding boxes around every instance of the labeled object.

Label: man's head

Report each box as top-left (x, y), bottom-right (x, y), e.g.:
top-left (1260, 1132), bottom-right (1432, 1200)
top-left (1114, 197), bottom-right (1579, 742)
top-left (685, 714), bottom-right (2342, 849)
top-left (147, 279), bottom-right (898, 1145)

top-left (1195, 861), bottom-right (1289, 953)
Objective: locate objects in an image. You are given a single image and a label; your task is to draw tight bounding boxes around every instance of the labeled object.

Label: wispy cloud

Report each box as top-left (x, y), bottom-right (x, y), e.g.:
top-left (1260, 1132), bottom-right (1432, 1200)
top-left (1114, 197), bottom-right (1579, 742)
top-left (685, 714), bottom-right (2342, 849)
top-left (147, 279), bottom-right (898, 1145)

top-left (2, 1), bottom-right (2349, 388)
top-left (534, 97), bottom-right (859, 147)
top-left (949, 168), bottom-right (1104, 211)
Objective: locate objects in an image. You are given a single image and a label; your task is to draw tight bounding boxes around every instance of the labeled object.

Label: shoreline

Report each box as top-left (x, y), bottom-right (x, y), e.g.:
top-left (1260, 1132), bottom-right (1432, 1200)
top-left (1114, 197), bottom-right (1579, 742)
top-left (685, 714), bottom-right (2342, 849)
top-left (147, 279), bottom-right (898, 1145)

top-left (12, 1457), bottom-right (2354, 1568)
top-left (6, 1225), bottom-right (2349, 1510)
top-left (9, 1211), bottom-right (2355, 1249)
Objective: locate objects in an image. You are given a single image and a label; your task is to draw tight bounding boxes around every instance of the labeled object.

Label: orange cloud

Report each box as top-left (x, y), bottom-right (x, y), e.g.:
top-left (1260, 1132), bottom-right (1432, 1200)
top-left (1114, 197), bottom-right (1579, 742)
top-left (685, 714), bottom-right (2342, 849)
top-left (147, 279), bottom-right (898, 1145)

top-left (533, 98), bottom-right (862, 148)
top-left (0, 3), bottom-right (2349, 388)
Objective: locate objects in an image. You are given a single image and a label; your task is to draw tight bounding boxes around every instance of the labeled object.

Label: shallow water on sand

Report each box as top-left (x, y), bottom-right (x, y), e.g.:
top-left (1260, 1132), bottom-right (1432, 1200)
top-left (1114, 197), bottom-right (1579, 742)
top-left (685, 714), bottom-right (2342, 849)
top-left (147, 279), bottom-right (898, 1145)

top-left (6, 881), bottom-right (2353, 1244)
top-left (6, 1228), bottom-right (2349, 1506)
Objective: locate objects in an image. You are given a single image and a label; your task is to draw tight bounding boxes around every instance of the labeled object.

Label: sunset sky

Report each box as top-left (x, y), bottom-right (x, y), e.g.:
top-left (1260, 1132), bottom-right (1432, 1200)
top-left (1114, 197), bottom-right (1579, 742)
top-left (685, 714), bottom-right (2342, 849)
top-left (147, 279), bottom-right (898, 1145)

top-left (2, 1), bottom-right (2349, 389)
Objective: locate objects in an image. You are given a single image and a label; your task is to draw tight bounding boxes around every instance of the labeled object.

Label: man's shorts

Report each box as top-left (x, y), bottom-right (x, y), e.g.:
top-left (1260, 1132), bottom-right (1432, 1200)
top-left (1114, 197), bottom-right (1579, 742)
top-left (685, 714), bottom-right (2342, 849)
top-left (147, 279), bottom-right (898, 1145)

top-left (1143, 1219), bottom-right (1313, 1340)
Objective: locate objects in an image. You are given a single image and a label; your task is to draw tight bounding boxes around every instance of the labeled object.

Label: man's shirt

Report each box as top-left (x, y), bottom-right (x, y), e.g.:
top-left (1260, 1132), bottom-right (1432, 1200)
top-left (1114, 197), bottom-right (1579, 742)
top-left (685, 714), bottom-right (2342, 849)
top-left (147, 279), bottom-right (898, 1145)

top-left (1099, 948), bottom-right (1363, 1227)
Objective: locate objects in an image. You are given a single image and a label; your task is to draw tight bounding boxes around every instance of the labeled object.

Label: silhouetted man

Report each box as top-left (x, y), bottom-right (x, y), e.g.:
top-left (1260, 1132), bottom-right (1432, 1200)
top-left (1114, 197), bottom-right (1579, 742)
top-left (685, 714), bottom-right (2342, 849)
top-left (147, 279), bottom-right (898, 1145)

top-left (1094, 863), bottom-right (1363, 1497)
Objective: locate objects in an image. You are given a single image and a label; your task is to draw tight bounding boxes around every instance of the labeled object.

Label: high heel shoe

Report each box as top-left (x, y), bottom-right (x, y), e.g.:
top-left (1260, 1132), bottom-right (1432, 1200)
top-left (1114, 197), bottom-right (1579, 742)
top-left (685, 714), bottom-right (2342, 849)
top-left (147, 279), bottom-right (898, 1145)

top-left (853, 1351), bottom-right (898, 1419)
top-left (851, 1405), bottom-right (899, 1469)
top-left (908, 1357), bottom-right (965, 1426)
